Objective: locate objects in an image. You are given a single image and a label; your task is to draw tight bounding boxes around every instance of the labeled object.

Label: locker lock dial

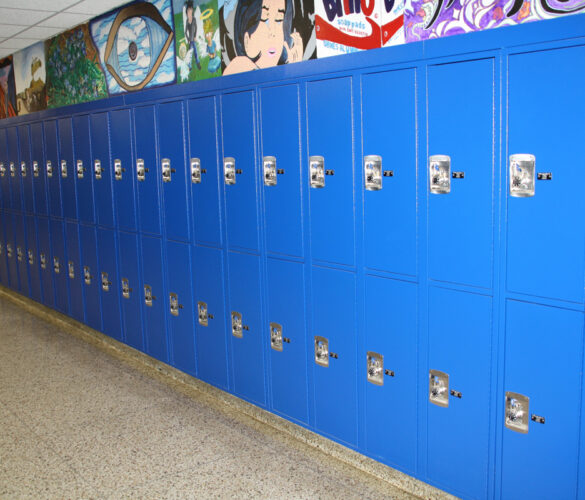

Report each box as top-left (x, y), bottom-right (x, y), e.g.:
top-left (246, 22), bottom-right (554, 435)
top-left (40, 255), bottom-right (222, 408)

top-left (224, 157), bottom-right (236, 185)
top-left (101, 272), bottom-right (111, 292)
top-left (429, 369), bottom-right (449, 407)
top-left (429, 155), bottom-right (451, 194)
top-left (76, 160), bottom-right (85, 179)
top-left (309, 156), bottom-right (325, 188)
top-left (94, 159), bottom-right (103, 180)
top-left (33, 161), bottom-right (39, 177)
top-left (509, 154), bottom-right (536, 198)
top-left (61, 160), bottom-right (68, 178)
top-left (46, 161), bottom-right (53, 178)
top-left (505, 392), bottom-right (529, 433)
top-left (40, 253), bottom-right (47, 270)
top-left (170, 293), bottom-right (183, 317)
top-left (21, 161), bottom-right (27, 177)
top-left (162, 158), bottom-right (175, 183)
top-left (191, 158), bottom-right (202, 184)
top-left (83, 266), bottom-right (92, 285)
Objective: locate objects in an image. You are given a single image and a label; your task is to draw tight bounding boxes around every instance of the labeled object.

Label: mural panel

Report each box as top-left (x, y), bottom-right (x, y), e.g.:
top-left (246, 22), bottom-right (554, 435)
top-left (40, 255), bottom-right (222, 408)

top-left (0, 56), bottom-right (17, 120)
top-left (13, 42), bottom-right (47, 115)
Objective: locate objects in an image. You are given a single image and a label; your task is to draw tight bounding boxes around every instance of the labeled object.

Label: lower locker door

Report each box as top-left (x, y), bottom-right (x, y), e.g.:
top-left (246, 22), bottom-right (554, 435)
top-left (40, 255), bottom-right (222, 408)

top-left (14, 214), bottom-right (29, 296)
top-left (427, 287), bottom-right (492, 499)
top-left (502, 300), bottom-right (583, 499)
top-left (65, 222), bottom-right (84, 323)
top-left (97, 228), bottom-right (122, 341)
top-left (25, 215), bottom-right (42, 302)
top-left (364, 275), bottom-right (417, 473)
top-left (50, 219), bottom-right (69, 314)
top-left (0, 213), bottom-right (9, 286)
top-left (266, 258), bottom-right (309, 424)
top-left (37, 217), bottom-right (55, 309)
top-left (5, 213), bottom-right (19, 290)
top-left (228, 251), bottom-right (266, 405)
top-left (80, 224), bottom-right (102, 331)
top-left (118, 231), bottom-right (143, 350)
top-left (194, 245), bottom-right (228, 389)
top-left (312, 266), bottom-right (358, 446)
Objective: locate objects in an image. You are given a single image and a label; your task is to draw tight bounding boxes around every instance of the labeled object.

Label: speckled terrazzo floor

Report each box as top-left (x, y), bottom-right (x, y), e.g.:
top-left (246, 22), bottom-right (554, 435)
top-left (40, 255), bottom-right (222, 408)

top-left (0, 296), bottom-right (422, 500)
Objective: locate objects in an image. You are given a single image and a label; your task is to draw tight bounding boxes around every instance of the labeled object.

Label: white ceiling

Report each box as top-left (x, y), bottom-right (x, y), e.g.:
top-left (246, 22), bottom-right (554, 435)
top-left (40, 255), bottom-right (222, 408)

top-left (0, 0), bottom-right (131, 59)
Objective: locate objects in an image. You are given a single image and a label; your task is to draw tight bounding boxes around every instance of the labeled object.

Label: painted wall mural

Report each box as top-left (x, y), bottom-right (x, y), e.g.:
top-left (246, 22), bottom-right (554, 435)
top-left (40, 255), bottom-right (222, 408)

top-left (13, 42), bottom-right (47, 116)
top-left (0, 56), bottom-right (17, 120)
top-left (45, 24), bottom-right (108, 109)
top-left (91, 0), bottom-right (176, 94)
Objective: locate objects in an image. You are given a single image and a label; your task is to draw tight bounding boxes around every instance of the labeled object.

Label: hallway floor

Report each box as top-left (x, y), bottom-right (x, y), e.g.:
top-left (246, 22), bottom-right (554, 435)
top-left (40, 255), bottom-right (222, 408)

top-left (0, 296), bottom-right (419, 499)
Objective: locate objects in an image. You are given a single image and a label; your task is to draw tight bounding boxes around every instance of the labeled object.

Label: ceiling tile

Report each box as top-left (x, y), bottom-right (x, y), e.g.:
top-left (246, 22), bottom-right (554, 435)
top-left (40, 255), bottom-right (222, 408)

top-left (38, 11), bottom-right (92, 28)
top-left (65, 0), bottom-right (129, 15)
top-left (17, 26), bottom-right (63, 39)
top-left (0, 24), bottom-right (28, 38)
top-left (0, 38), bottom-right (37, 50)
top-left (0, 48), bottom-right (13, 58)
top-left (0, 0), bottom-right (77, 10)
top-left (0, 7), bottom-right (53, 25)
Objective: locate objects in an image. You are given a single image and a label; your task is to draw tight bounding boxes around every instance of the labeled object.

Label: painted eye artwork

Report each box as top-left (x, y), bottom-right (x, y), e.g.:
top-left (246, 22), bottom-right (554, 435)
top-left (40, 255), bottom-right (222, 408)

top-left (91, 0), bottom-right (176, 94)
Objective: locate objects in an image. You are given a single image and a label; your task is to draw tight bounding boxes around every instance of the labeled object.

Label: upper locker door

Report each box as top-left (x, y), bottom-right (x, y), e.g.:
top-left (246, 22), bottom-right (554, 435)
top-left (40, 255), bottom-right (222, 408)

top-left (58, 118), bottom-right (77, 221)
top-left (134, 105), bottom-right (161, 236)
top-left (221, 90), bottom-right (259, 253)
top-left (158, 101), bottom-right (190, 243)
top-left (30, 123), bottom-right (48, 217)
top-left (7, 127), bottom-right (22, 212)
top-left (44, 120), bottom-right (62, 218)
top-left (0, 129), bottom-right (10, 209)
top-left (306, 77), bottom-right (355, 267)
top-left (427, 58), bottom-right (495, 289)
top-left (507, 46), bottom-right (585, 303)
top-left (110, 109), bottom-right (137, 232)
top-left (362, 69), bottom-right (417, 276)
top-left (73, 115), bottom-right (95, 225)
top-left (188, 96), bottom-right (222, 247)
top-left (90, 113), bottom-right (115, 228)
top-left (260, 84), bottom-right (303, 258)
top-left (18, 125), bottom-right (35, 214)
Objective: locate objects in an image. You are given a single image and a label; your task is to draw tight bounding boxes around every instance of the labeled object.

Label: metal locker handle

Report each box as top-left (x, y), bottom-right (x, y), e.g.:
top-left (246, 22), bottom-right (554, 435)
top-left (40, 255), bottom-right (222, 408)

top-left (114, 159), bottom-right (123, 180)
top-left (231, 311), bottom-right (243, 338)
top-left (162, 158), bottom-right (173, 183)
top-left (53, 257), bottom-right (60, 274)
top-left (121, 278), bottom-right (131, 299)
top-left (505, 391), bottom-right (529, 433)
top-left (83, 266), bottom-right (92, 285)
top-left (101, 272), bottom-right (111, 292)
top-left (9, 162), bottom-right (15, 177)
top-left (40, 253), bottom-right (46, 270)
top-left (429, 155), bottom-right (451, 194)
top-left (197, 301), bottom-right (208, 326)
top-left (46, 161), bottom-right (53, 177)
top-left (6, 244), bottom-right (12, 258)
top-left (76, 160), bottom-right (85, 179)
top-left (0, 162), bottom-right (5, 177)
top-left (170, 293), bottom-right (183, 316)
top-left (94, 159), bottom-right (103, 180)
top-left (224, 158), bottom-right (236, 185)
top-left (68, 261), bottom-right (75, 279)
top-left (309, 156), bottom-right (325, 188)
top-left (509, 154), bottom-right (536, 198)
top-left (364, 155), bottom-right (382, 191)
top-left (366, 351), bottom-right (384, 385)
top-left (27, 249), bottom-right (34, 266)
top-left (136, 159), bottom-right (146, 182)
top-left (314, 336), bottom-right (329, 367)
top-left (191, 158), bottom-right (202, 184)
top-left (33, 161), bottom-right (39, 177)
top-left (270, 322), bottom-right (283, 351)
top-left (16, 247), bottom-right (23, 262)
top-left (61, 160), bottom-right (68, 178)
top-left (429, 369), bottom-right (449, 407)
top-left (144, 285), bottom-right (154, 307)
top-left (263, 156), bottom-right (277, 187)
top-left (20, 161), bottom-right (27, 177)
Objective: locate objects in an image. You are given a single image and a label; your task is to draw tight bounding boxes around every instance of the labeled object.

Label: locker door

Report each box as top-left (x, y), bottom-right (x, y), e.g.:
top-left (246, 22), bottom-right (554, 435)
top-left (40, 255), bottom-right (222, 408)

top-left (14, 213), bottom-right (29, 296)
top-left (110, 109), bottom-right (137, 232)
top-left (90, 113), bottom-right (115, 228)
top-left (30, 122), bottom-right (48, 217)
top-left (158, 101), bottom-right (190, 242)
top-left (307, 78), bottom-right (355, 267)
top-left (266, 258), bottom-right (308, 423)
top-left (7, 127), bottom-right (22, 212)
top-left (166, 240), bottom-right (196, 375)
top-left (0, 129), bottom-right (10, 209)
top-left (19, 125), bottom-right (35, 214)
top-left (427, 287), bottom-right (491, 499)
top-left (59, 118), bottom-right (77, 221)
top-left (50, 219), bottom-right (69, 314)
top-left (364, 276), bottom-right (417, 471)
top-left (3, 213), bottom-right (18, 289)
top-left (141, 235), bottom-right (167, 362)
top-left (221, 91), bottom-right (259, 252)
top-left (502, 301), bottom-right (582, 499)
top-left (134, 105), bottom-right (161, 236)
top-left (428, 58), bottom-right (495, 289)
top-left (362, 69), bottom-right (417, 276)
top-left (188, 96), bottom-right (222, 247)
top-left (80, 224), bottom-right (101, 331)
top-left (25, 215), bottom-right (42, 303)
top-left (507, 46), bottom-right (585, 303)
top-left (194, 245), bottom-right (228, 389)
top-left (73, 115), bottom-right (95, 224)
top-left (65, 222), bottom-right (84, 322)
top-left (228, 251), bottom-right (265, 405)
top-left (44, 120), bottom-right (62, 218)
top-left (312, 266), bottom-right (357, 445)
top-left (0, 213), bottom-right (9, 286)
top-left (36, 216), bottom-right (55, 309)
top-left (260, 84), bottom-right (303, 258)
top-left (118, 231), bottom-right (143, 349)
top-left (97, 228), bottom-right (122, 341)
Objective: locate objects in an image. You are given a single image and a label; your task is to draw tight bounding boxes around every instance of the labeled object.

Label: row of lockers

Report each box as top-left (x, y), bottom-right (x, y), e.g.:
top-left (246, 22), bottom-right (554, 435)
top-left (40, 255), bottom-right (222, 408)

top-left (1, 21), bottom-right (584, 500)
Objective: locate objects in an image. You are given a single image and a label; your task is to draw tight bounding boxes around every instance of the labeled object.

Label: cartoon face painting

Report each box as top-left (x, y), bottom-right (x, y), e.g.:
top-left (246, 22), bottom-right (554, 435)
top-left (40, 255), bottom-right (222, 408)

top-left (245, 0), bottom-right (286, 67)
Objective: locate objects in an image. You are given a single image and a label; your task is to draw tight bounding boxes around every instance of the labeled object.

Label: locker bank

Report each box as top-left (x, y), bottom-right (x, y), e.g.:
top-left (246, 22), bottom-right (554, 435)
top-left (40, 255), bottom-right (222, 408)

top-left (1, 13), bottom-right (585, 500)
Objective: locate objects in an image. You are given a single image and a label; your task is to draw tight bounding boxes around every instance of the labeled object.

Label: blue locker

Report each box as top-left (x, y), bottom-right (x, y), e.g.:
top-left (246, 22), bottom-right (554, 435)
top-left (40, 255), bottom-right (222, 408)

top-left (134, 105), bottom-right (161, 236)
top-left (118, 231), bottom-right (143, 349)
top-left (97, 228), bottom-right (122, 341)
top-left (0, 213), bottom-right (9, 286)
top-left (50, 219), bottom-right (69, 314)
top-left (311, 266), bottom-right (357, 445)
top-left (7, 127), bottom-right (22, 212)
top-left (221, 91), bottom-right (259, 252)
top-left (79, 224), bottom-right (102, 331)
top-left (188, 96), bottom-right (222, 247)
top-left (427, 58), bottom-right (495, 290)
top-left (73, 115), bottom-right (95, 224)
top-left (36, 216), bottom-right (55, 309)
top-left (362, 69), bottom-right (417, 277)
top-left (0, 129), bottom-right (10, 209)
top-left (364, 275), bottom-right (417, 472)
top-left (502, 300), bottom-right (583, 499)
top-left (266, 258), bottom-right (308, 423)
top-left (25, 215), bottom-right (42, 303)
top-left (4, 213), bottom-right (18, 289)
top-left (141, 235), bottom-right (167, 362)
top-left (14, 213), bottom-right (29, 296)
top-left (65, 222), bottom-right (84, 322)
top-left (166, 240), bottom-right (196, 375)
top-left (58, 118), bottom-right (77, 221)
top-left (44, 120), bottom-right (62, 218)
top-left (507, 46), bottom-right (585, 303)
top-left (158, 100), bottom-right (190, 242)
top-left (228, 250), bottom-right (265, 405)
top-left (30, 122), bottom-right (48, 217)
top-left (260, 84), bottom-right (303, 258)
top-left (427, 287), bottom-right (491, 499)
top-left (110, 109), bottom-right (137, 232)
top-left (90, 113), bottom-right (115, 228)
top-left (306, 77), bottom-right (355, 267)
top-left (18, 125), bottom-right (35, 214)
top-left (194, 244), bottom-right (228, 389)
